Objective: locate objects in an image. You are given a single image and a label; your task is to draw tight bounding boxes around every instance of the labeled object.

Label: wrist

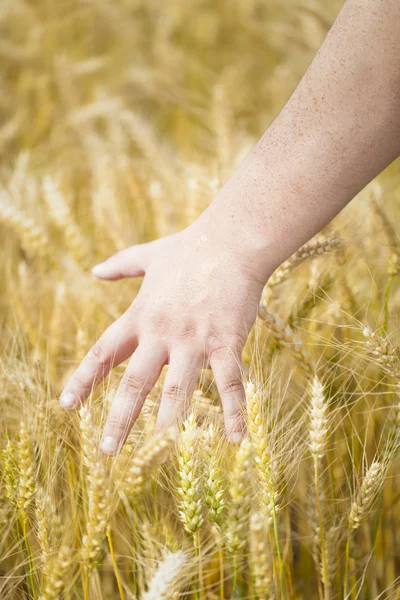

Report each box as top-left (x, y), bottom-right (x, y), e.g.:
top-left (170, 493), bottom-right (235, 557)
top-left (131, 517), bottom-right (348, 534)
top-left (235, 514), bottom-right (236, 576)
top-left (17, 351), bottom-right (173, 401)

top-left (197, 154), bottom-right (292, 284)
top-left (191, 177), bottom-right (279, 286)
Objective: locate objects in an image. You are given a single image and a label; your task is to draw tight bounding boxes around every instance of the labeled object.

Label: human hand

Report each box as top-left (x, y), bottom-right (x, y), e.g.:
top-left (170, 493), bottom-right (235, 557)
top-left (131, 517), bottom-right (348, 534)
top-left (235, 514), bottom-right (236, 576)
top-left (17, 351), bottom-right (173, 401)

top-left (60, 212), bottom-right (268, 455)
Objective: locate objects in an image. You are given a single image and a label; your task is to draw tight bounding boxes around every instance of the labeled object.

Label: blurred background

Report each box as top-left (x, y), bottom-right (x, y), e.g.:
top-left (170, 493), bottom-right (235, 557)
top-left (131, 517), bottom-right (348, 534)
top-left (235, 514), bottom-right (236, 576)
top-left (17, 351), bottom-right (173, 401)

top-left (2, 2), bottom-right (400, 599)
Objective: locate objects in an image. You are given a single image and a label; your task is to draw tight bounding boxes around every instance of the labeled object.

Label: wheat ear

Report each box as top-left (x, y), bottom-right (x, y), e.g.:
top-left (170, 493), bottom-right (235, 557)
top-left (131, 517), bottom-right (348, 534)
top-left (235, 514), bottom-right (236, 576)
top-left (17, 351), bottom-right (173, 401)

top-left (363, 327), bottom-right (400, 378)
top-left (1, 440), bottom-right (18, 507)
top-left (258, 307), bottom-right (313, 373)
top-left (0, 190), bottom-right (50, 261)
top-left (35, 487), bottom-right (62, 581)
top-left (344, 460), bottom-right (385, 598)
top-left (177, 413), bottom-right (204, 536)
top-left (122, 428), bottom-right (175, 497)
top-left (143, 550), bottom-right (187, 600)
top-left (80, 406), bottom-right (111, 567)
top-left (39, 545), bottom-right (72, 600)
top-left (246, 382), bottom-right (279, 520)
top-left (249, 512), bottom-right (274, 599)
top-left (309, 376), bottom-right (331, 597)
top-left (203, 424), bottom-right (225, 527)
top-left (225, 438), bottom-right (253, 554)
top-left (17, 421), bottom-right (36, 515)
top-left (43, 176), bottom-right (90, 269)
top-left (267, 236), bottom-right (343, 290)
top-left (309, 376), bottom-right (329, 461)
top-left (348, 461), bottom-right (384, 531)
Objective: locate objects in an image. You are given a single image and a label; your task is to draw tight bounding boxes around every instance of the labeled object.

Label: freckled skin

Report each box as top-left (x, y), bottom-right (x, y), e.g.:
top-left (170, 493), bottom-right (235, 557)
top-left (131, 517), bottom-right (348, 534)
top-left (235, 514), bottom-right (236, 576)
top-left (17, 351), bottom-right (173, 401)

top-left (61, 0), bottom-right (400, 455)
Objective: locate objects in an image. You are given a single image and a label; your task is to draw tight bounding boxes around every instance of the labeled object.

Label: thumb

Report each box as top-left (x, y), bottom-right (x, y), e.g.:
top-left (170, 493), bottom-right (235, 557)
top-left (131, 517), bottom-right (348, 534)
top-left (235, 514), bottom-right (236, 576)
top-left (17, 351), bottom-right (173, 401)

top-left (91, 242), bottom-right (156, 280)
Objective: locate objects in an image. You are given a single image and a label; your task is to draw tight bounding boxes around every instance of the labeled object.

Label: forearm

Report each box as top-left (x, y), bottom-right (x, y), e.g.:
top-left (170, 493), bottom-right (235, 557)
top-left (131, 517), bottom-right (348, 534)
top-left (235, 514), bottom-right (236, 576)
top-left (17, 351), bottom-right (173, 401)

top-left (203, 0), bottom-right (400, 282)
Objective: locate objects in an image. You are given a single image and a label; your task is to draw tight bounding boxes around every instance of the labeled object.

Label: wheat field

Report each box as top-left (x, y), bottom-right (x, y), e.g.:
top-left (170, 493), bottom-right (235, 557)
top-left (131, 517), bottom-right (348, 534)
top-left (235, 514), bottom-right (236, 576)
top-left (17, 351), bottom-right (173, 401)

top-left (1, 1), bottom-right (400, 599)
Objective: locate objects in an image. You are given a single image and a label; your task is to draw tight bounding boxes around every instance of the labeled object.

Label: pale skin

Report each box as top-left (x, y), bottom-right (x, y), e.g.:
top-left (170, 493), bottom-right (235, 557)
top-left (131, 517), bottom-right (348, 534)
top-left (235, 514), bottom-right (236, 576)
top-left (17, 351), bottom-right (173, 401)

top-left (60, 0), bottom-right (400, 456)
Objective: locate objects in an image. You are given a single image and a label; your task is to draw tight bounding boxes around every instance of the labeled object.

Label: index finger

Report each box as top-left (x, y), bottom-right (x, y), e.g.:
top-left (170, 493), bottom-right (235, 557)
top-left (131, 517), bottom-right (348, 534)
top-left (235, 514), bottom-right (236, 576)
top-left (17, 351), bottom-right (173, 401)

top-left (60, 311), bottom-right (137, 410)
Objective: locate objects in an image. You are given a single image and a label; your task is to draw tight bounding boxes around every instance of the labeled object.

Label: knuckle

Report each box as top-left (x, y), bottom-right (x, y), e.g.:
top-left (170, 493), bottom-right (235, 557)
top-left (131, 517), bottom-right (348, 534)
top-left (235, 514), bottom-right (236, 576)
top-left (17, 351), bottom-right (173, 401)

top-left (178, 323), bottom-right (197, 342)
top-left (122, 371), bottom-right (147, 396)
top-left (219, 378), bottom-right (244, 397)
top-left (107, 412), bottom-right (132, 435)
top-left (72, 370), bottom-right (88, 387)
top-left (163, 383), bottom-right (186, 402)
top-left (144, 312), bottom-right (169, 336)
top-left (107, 412), bottom-right (125, 431)
top-left (208, 333), bottom-right (245, 357)
top-left (70, 371), bottom-right (90, 393)
top-left (87, 342), bottom-right (109, 368)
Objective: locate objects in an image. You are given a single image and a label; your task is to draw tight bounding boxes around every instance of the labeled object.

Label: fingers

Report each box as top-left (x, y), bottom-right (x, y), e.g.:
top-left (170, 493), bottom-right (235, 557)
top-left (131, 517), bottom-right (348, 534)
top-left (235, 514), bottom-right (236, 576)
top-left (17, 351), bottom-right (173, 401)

top-left (92, 242), bottom-right (156, 280)
top-left (101, 343), bottom-right (167, 455)
top-left (60, 311), bottom-right (137, 410)
top-left (155, 350), bottom-right (201, 432)
top-left (210, 346), bottom-right (246, 444)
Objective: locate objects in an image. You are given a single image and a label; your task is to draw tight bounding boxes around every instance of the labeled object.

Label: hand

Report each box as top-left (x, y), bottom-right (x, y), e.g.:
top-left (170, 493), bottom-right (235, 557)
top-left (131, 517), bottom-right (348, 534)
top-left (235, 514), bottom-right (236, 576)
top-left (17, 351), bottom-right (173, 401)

top-left (60, 212), bottom-right (267, 455)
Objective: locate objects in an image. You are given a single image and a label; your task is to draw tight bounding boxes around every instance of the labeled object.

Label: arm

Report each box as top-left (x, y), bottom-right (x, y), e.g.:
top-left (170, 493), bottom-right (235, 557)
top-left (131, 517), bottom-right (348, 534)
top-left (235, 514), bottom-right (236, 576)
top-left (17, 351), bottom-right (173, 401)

top-left (207, 0), bottom-right (400, 282)
top-left (60, 0), bottom-right (400, 455)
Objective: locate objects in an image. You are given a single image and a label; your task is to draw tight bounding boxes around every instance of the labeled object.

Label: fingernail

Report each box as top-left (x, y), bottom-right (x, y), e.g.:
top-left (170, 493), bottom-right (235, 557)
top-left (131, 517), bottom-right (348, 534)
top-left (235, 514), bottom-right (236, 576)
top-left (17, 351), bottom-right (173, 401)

top-left (60, 391), bottom-right (76, 410)
top-left (92, 262), bottom-right (107, 277)
top-left (101, 436), bottom-right (118, 456)
top-left (230, 431), bottom-right (244, 445)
